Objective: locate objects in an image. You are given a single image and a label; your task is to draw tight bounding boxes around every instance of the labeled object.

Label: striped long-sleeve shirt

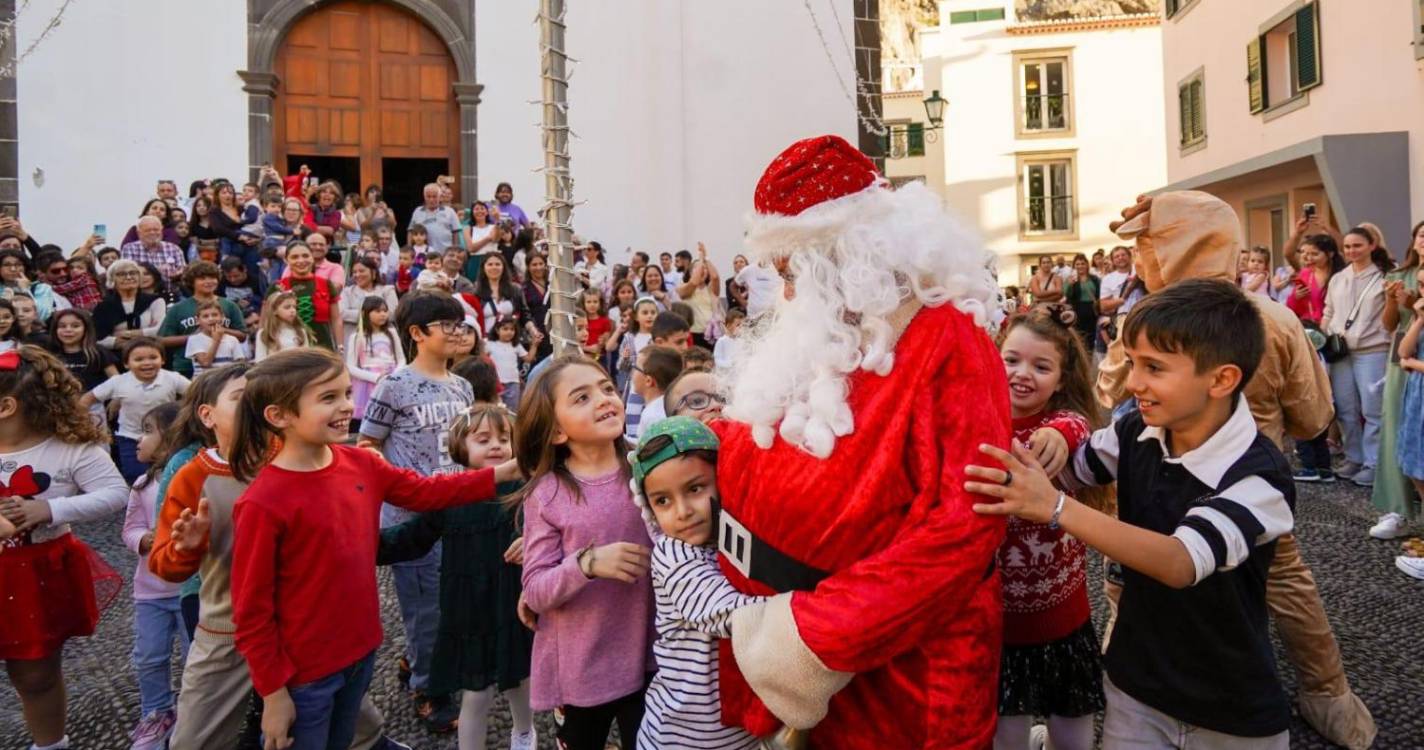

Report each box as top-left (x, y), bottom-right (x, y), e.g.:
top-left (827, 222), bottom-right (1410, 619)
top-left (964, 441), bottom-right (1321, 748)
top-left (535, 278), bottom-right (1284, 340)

top-left (638, 535), bottom-right (764, 750)
top-left (1067, 397), bottom-right (1294, 738)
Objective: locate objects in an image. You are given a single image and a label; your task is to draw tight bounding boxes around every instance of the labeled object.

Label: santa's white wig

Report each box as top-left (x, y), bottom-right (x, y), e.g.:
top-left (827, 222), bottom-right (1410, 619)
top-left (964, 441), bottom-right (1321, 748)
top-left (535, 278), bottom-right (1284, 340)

top-left (721, 180), bottom-right (1000, 458)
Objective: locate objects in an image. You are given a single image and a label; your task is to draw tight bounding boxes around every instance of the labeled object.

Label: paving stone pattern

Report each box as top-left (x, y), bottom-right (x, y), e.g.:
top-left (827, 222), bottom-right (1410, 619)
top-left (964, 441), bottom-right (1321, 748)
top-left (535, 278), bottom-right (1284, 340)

top-left (3, 481), bottom-right (1422, 749)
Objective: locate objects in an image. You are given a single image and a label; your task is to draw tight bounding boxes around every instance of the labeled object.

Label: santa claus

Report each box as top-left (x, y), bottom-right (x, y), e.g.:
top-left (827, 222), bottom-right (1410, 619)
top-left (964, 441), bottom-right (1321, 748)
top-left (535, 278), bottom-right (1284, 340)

top-left (712, 135), bottom-right (1010, 748)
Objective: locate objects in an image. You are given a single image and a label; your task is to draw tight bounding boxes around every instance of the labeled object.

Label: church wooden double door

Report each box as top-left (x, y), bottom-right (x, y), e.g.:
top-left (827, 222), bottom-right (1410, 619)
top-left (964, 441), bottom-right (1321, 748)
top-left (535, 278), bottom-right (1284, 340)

top-left (275, 1), bottom-right (458, 199)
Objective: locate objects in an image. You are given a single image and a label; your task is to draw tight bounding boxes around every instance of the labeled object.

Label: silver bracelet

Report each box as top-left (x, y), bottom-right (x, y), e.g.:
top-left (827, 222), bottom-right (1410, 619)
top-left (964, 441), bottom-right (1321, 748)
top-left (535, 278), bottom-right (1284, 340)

top-left (1048, 492), bottom-right (1067, 530)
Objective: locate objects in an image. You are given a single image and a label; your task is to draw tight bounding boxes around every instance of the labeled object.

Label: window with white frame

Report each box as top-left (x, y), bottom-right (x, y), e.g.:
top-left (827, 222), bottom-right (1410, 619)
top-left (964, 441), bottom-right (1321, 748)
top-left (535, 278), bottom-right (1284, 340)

top-left (1015, 52), bottom-right (1072, 135)
top-left (1019, 155), bottom-right (1075, 236)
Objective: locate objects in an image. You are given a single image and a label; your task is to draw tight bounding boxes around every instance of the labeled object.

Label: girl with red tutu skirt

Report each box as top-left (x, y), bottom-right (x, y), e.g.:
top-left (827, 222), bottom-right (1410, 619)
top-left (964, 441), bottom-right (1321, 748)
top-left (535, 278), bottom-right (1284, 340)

top-left (0, 346), bottom-right (128, 750)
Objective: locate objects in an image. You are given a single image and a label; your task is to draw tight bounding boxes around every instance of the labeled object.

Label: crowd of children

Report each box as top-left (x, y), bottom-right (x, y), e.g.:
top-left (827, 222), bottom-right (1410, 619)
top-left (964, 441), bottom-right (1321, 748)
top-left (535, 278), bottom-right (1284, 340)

top-left (0, 175), bottom-right (1406, 750)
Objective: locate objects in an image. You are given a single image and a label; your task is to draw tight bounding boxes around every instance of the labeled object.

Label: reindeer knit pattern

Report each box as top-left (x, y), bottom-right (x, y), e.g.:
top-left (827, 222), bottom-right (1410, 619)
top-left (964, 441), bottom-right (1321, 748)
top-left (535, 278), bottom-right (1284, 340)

top-left (1000, 410), bottom-right (1092, 645)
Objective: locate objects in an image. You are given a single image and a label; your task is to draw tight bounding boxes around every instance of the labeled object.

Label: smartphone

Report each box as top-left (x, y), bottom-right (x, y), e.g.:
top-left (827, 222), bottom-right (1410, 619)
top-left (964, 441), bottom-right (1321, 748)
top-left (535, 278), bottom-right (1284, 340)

top-left (0, 205), bottom-right (15, 220)
top-left (1303, 202), bottom-right (1317, 219)
top-left (93, 224), bottom-right (106, 243)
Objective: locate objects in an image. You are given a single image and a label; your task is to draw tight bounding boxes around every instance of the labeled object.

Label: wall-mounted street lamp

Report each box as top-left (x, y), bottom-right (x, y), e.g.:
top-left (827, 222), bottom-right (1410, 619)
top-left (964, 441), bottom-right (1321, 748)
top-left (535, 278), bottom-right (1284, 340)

top-left (885, 89), bottom-right (946, 159)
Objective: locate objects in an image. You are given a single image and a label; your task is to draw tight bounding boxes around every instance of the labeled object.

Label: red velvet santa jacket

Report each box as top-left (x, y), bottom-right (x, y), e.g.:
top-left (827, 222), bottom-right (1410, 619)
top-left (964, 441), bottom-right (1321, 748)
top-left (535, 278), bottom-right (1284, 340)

top-left (713, 303), bottom-right (1010, 749)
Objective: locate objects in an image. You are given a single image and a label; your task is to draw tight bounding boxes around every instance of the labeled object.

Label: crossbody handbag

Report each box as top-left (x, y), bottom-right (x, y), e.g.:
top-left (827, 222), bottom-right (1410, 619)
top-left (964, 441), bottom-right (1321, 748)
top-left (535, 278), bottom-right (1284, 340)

top-left (1322, 275), bottom-right (1381, 363)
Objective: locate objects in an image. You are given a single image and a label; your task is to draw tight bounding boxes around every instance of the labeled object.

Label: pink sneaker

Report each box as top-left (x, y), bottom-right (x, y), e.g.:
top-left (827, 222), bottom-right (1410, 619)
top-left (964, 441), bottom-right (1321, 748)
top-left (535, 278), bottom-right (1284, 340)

top-left (129, 708), bottom-right (176, 750)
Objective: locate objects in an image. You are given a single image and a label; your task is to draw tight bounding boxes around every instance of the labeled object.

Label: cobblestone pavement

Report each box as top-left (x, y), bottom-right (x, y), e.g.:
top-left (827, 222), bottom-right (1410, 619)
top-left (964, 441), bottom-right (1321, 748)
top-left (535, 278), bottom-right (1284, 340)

top-left (3, 480), bottom-right (1422, 749)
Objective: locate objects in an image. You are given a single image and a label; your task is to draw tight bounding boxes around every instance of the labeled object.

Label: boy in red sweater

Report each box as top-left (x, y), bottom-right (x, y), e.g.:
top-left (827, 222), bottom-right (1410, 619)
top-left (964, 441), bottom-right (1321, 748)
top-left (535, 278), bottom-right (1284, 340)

top-left (227, 349), bottom-right (519, 750)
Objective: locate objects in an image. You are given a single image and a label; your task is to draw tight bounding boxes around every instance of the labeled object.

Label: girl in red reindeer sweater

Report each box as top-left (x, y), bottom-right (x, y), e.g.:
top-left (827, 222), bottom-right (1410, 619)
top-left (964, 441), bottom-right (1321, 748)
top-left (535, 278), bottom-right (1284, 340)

top-left (994, 306), bottom-right (1108, 750)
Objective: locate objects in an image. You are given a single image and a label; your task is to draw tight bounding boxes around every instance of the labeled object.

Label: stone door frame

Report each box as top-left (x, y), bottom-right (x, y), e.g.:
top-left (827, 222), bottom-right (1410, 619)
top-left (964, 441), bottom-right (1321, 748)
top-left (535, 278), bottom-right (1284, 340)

top-left (240, 0), bottom-right (483, 200)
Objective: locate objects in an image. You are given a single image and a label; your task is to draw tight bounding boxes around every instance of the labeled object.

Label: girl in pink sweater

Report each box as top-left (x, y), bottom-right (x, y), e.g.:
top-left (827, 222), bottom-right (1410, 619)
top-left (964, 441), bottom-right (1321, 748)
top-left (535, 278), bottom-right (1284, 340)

top-left (121, 402), bottom-right (188, 749)
top-left (516, 357), bottom-right (655, 750)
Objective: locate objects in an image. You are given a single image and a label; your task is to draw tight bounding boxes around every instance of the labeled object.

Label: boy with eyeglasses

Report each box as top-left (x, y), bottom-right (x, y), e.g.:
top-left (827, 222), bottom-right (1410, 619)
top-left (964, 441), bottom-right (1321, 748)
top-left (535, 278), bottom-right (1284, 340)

top-left (666, 370), bottom-right (726, 425)
top-left (356, 291), bottom-right (476, 733)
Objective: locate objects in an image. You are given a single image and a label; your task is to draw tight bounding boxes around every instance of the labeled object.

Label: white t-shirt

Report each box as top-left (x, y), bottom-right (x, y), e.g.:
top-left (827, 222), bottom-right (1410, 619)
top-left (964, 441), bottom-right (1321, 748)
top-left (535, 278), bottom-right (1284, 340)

top-left (736, 264), bottom-right (783, 318)
top-left (486, 340), bottom-right (527, 384)
top-left (713, 335), bottom-right (742, 370)
top-left (255, 325), bottom-right (307, 360)
top-left (1099, 270), bottom-right (1131, 302)
top-left (575, 260), bottom-right (610, 291)
top-left (90, 370), bottom-right (191, 439)
top-left (637, 394), bottom-right (667, 440)
top-left (185, 331), bottom-right (248, 376)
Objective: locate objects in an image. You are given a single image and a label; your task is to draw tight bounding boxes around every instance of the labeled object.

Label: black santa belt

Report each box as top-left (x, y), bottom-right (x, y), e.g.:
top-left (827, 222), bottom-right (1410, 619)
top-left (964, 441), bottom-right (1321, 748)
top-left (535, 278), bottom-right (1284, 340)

top-left (717, 504), bottom-right (998, 593)
top-left (717, 505), bottom-right (830, 594)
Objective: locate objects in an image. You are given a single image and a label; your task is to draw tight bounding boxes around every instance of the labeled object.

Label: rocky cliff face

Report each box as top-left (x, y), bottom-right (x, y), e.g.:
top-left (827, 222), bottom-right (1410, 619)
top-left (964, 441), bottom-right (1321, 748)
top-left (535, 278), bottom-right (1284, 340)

top-left (1015, 0), bottom-right (1160, 20)
top-left (880, 0), bottom-right (938, 93)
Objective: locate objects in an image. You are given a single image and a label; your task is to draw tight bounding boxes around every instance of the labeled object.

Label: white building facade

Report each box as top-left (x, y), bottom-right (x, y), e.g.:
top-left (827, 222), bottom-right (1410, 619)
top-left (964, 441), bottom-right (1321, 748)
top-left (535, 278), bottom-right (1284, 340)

top-left (11, 0), bottom-right (866, 271)
top-left (921, 1), bottom-right (1167, 284)
top-left (1158, 0), bottom-right (1421, 259)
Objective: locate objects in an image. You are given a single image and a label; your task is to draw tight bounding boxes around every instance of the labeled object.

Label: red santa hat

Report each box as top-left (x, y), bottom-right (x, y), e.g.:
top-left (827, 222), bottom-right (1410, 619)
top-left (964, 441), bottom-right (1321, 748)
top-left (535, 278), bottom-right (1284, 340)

top-left (753, 135), bottom-right (881, 218)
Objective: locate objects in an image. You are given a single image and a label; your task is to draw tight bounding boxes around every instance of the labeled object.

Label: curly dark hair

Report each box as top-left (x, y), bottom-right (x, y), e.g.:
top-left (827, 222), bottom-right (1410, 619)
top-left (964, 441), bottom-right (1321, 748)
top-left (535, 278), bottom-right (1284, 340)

top-left (0, 345), bottom-right (108, 444)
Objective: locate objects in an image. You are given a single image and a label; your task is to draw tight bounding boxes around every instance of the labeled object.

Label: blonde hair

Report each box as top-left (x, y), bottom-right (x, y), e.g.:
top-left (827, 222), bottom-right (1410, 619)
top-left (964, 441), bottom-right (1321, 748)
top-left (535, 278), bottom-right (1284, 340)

top-left (258, 291), bottom-right (313, 353)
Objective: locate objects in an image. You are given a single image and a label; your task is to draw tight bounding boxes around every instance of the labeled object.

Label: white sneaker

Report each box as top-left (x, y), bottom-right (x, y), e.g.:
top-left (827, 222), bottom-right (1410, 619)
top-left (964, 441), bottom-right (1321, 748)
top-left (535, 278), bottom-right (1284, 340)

top-left (1370, 512), bottom-right (1410, 540)
top-left (1336, 461), bottom-right (1363, 480)
top-left (1351, 466), bottom-right (1376, 487)
top-left (1397, 555), bottom-right (1424, 580)
top-left (510, 729), bottom-right (537, 750)
top-left (1028, 724), bottom-right (1048, 750)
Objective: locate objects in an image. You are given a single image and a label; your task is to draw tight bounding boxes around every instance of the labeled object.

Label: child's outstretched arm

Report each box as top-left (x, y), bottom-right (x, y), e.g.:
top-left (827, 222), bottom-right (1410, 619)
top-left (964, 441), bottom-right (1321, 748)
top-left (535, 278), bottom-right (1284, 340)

top-left (366, 448), bottom-right (520, 513)
top-left (377, 511), bottom-right (445, 566)
top-left (968, 442), bottom-right (1290, 590)
top-left (655, 541), bottom-right (765, 638)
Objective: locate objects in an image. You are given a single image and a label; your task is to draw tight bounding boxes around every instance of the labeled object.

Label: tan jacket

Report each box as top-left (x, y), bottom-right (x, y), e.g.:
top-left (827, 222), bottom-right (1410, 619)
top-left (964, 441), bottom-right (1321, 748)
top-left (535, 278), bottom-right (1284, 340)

top-left (1095, 191), bottom-right (1334, 450)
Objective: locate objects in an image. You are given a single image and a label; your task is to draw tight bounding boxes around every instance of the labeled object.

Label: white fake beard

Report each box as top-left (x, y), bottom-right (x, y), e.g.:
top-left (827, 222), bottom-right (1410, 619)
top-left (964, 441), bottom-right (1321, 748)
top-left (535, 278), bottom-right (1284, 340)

top-left (720, 182), bottom-right (1000, 459)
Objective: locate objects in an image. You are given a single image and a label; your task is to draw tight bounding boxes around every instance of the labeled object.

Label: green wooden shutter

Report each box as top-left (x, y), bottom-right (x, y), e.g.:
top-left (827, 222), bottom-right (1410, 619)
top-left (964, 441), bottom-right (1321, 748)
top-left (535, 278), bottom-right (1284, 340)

top-left (907, 123), bottom-right (925, 156)
top-left (1295, 3), bottom-right (1322, 91)
top-left (1190, 79), bottom-right (1204, 140)
top-left (1178, 85), bottom-right (1190, 143)
top-left (1247, 36), bottom-right (1268, 114)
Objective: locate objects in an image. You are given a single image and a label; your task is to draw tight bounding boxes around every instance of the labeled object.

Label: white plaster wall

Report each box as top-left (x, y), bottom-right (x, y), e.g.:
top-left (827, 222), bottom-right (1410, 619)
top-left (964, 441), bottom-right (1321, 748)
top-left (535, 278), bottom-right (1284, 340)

top-left (17, 0), bottom-right (249, 250)
top-left (476, 0), bottom-right (859, 271)
top-left (1162, 0), bottom-right (1424, 227)
top-left (925, 1), bottom-right (1167, 283)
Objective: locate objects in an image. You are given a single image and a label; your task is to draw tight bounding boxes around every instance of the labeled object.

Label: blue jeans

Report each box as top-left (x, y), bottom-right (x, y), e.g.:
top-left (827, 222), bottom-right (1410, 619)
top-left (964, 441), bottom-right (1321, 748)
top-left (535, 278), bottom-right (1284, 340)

top-left (281, 650), bottom-right (376, 750)
top-left (391, 547), bottom-right (441, 691)
top-left (1330, 350), bottom-right (1388, 468)
top-left (116, 435), bottom-right (146, 485)
top-left (132, 597), bottom-right (190, 715)
top-left (224, 238), bottom-right (263, 281)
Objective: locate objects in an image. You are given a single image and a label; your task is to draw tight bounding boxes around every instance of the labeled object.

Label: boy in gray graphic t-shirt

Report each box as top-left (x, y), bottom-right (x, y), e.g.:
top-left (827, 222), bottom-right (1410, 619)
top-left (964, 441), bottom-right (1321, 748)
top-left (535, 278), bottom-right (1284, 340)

top-left (356, 292), bottom-right (474, 727)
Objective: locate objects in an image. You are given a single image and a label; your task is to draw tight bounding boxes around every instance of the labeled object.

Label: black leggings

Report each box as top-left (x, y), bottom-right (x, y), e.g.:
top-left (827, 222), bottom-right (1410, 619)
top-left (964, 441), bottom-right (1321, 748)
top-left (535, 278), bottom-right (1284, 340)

top-left (1297, 428), bottom-right (1332, 473)
top-left (557, 678), bottom-right (650, 750)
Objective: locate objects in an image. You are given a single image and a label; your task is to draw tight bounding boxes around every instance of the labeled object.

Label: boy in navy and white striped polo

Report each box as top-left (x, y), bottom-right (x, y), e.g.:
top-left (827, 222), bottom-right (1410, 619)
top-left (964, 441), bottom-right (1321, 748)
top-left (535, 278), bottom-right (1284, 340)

top-left (968, 280), bottom-right (1295, 748)
top-left (631, 416), bottom-right (765, 750)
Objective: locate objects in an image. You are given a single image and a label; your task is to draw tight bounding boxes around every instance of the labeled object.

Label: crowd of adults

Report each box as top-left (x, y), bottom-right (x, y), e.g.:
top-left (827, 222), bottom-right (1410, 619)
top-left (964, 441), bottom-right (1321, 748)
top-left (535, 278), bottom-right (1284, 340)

top-left (1003, 213), bottom-right (1424, 567)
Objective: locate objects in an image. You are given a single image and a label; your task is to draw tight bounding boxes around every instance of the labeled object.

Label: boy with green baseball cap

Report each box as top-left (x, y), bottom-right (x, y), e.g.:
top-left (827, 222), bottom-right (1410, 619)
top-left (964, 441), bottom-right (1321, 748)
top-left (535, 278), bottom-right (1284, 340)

top-left (629, 416), bottom-right (766, 749)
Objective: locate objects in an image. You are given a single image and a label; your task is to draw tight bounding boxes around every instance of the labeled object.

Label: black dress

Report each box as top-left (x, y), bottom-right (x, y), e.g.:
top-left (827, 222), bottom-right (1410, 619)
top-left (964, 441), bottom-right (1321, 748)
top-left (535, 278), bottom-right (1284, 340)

top-left (378, 481), bottom-right (533, 695)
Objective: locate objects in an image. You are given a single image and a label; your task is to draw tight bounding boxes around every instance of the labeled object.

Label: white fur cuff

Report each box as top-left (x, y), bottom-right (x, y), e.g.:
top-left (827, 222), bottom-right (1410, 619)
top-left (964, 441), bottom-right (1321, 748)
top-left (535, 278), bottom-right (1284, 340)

top-left (730, 592), bottom-right (853, 730)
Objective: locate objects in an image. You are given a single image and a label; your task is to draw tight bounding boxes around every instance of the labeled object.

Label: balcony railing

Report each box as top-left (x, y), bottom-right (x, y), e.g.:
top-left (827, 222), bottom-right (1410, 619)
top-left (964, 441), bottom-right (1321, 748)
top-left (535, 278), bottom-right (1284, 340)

top-left (1023, 93), bottom-right (1069, 132)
